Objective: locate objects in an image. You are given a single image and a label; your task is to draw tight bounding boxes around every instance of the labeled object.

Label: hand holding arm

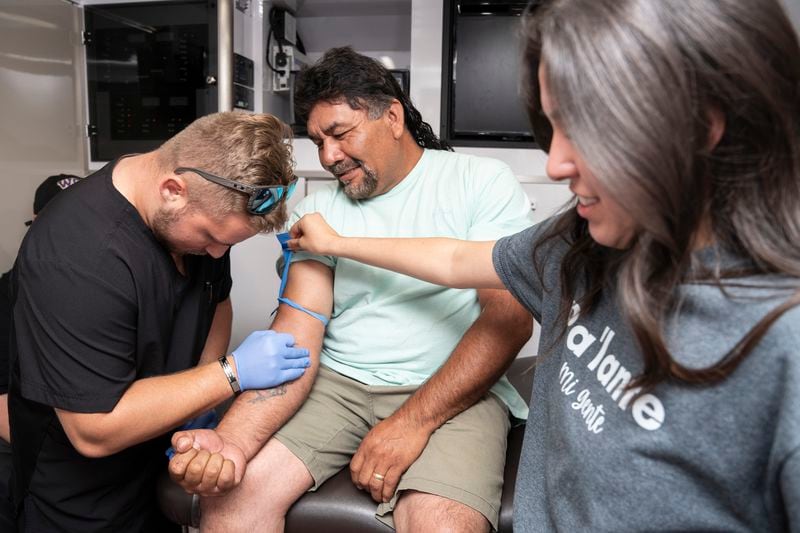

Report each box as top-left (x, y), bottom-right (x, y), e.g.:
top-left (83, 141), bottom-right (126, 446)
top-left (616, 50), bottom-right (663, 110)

top-left (168, 428), bottom-right (247, 497)
top-left (169, 260), bottom-right (333, 494)
top-left (289, 213), bottom-right (505, 290)
top-left (231, 330), bottom-right (310, 391)
top-left (56, 328), bottom-right (309, 458)
top-left (213, 261), bottom-right (331, 458)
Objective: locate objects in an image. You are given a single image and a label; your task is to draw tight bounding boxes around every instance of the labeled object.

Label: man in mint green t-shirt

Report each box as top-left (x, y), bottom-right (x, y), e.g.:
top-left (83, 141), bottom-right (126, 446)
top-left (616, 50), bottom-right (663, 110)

top-left (171, 47), bottom-right (534, 533)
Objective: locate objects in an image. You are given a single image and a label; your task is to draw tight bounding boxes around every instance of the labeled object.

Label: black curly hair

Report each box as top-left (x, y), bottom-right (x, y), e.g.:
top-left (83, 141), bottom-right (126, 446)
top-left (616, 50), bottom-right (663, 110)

top-left (294, 47), bottom-right (452, 151)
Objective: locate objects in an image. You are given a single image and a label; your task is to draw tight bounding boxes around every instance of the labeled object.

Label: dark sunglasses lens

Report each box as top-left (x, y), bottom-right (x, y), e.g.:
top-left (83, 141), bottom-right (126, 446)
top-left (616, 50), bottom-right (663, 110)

top-left (251, 181), bottom-right (297, 214)
top-left (250, 189), bottom-right (274, 214)
top-left (253, 188), bottom-right (272, 202)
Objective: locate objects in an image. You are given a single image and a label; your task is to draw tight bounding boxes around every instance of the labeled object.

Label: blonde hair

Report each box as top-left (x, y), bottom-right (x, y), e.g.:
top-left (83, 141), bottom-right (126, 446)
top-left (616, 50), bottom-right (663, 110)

top-left (157, 112), bottom-right (295, 232)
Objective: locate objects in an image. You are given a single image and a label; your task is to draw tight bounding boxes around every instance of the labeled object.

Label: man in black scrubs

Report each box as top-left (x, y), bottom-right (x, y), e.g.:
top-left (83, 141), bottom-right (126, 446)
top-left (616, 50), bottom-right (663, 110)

top-left (8, 112), bottom-right (310, 532)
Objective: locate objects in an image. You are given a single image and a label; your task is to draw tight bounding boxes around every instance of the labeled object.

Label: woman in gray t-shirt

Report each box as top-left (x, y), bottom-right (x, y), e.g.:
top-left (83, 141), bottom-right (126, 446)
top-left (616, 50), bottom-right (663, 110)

top-left (289, 0), bottom-right (800, 530)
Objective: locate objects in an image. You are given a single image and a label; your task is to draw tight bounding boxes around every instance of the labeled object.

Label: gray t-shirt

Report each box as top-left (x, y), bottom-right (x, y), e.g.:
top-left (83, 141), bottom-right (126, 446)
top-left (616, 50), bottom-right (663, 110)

top-left (493, 223), bottom-right (800, 532)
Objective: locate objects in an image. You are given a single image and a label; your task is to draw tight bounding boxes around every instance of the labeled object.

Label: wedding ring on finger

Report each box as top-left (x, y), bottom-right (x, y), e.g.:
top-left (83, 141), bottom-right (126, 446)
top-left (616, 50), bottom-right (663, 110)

top-left (373, 472), bottom-right (385, 481)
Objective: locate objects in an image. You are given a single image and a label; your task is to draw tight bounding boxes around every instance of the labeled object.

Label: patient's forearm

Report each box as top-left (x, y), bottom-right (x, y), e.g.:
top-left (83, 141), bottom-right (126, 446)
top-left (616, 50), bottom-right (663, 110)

top-left (213, 260), bottom-right (331, 460)
top-left (214, 361), bottom-right (317, 460)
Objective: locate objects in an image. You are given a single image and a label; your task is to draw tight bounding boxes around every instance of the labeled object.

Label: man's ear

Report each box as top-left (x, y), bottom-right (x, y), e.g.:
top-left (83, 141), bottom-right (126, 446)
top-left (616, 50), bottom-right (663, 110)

top-left (706, 107), bottom-right (726, 151)
top-left (385, 99), bottom-right (406, 140)
top-left (159, 175), bottom-right (189, 209)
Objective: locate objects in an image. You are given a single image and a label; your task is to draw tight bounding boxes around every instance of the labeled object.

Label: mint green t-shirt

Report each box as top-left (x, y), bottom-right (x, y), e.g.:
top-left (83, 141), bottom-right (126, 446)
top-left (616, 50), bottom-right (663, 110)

top-left (289, 149), bottom-right (534, 419)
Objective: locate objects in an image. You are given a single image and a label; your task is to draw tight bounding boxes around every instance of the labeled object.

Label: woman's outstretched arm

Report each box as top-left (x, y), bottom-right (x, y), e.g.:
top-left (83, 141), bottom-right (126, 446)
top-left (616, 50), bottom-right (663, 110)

top-left (288, 212), bottom-right (505, 290)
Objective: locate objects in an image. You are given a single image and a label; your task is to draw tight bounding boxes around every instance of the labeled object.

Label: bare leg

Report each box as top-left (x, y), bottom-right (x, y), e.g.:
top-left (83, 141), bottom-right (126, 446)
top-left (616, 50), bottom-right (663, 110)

top-left (200, 439), bottom-right (313, 533)
top-left (393, 490), bottom-right (491, 533)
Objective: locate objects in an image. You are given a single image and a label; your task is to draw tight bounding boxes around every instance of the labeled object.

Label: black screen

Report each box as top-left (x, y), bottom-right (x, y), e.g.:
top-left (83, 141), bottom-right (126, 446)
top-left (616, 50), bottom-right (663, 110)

top-left (453, 16), bottom-right (529, 137)
top-left (442, 1), bottom-right (534, 147)
top-left (84, 1), bottom-right (216, 161)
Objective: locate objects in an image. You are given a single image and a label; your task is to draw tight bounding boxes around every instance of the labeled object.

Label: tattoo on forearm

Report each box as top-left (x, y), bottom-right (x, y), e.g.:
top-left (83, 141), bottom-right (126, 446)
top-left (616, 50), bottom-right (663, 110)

top-left (246, 384), bottom-right (288, 404)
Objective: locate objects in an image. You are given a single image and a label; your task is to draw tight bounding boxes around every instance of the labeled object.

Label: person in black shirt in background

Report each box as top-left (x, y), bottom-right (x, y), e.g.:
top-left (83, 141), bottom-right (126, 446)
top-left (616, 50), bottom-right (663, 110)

top-left (8, 111), bottom-right (311, 532)
top-left (0, 173), bottom-right (81, 530)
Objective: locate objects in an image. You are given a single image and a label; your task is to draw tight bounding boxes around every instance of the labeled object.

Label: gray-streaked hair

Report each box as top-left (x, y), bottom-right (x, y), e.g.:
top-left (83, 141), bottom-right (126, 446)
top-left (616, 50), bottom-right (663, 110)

top-left (294, 46), bottom-right (452, 151)
top-left (524, 0), bottom-right (800, 389)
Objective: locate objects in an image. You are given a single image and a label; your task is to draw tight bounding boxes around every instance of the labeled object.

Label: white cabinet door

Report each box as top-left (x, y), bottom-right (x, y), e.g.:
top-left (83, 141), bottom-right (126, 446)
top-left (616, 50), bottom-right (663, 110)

top-left (1, 1), bottom-right (84, 271)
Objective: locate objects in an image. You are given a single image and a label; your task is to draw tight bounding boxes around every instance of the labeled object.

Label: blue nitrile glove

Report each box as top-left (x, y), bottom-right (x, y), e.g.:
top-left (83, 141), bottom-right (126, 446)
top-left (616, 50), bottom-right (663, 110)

top-left (165, 410), bottom-right (219, 460)
top-left (231, 330), bottom-right (310, 391)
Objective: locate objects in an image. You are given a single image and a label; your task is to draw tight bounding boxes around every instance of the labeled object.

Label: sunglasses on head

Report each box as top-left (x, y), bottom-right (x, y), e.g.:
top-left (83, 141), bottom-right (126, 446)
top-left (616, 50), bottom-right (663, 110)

top-left (174, 167), bottom-right (298, 215)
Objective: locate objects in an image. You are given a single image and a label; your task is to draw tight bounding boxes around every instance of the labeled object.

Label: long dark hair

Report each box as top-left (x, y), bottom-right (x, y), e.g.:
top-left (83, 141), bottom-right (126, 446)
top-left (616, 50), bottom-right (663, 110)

top-left (294, 46), bottom-right (452, 151)
top-left (523, 0), bottom-right (800, 390)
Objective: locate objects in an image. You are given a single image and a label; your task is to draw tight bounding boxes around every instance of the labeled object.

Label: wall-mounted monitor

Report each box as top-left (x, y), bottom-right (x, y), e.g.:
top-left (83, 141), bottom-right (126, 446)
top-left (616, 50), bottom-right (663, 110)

top-left (441, 0), bottom-right (536, 148)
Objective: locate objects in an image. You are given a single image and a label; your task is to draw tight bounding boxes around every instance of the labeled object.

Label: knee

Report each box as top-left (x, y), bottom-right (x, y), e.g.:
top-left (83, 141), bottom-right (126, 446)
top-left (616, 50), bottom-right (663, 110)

top-left (200, 440), bottom-right (313, 529)
top-left (199, 473), bottom-right (291, 532)
top-left (199, 472), bottom-right (275, 532)
top-left (394, 491), bottom-right (490, 533)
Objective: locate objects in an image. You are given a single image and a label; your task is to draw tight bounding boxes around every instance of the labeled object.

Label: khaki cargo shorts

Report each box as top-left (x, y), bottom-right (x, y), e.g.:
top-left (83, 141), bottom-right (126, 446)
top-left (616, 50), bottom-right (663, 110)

top-left (275, 365), bottom-right (511, 530)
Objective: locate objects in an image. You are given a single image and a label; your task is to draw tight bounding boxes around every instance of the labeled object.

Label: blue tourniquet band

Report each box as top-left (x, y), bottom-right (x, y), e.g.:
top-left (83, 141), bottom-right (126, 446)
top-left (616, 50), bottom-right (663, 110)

top-left (274, 232), bottom-right (329, 326)
top-left (277, 297), bottom-right (329, 324)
